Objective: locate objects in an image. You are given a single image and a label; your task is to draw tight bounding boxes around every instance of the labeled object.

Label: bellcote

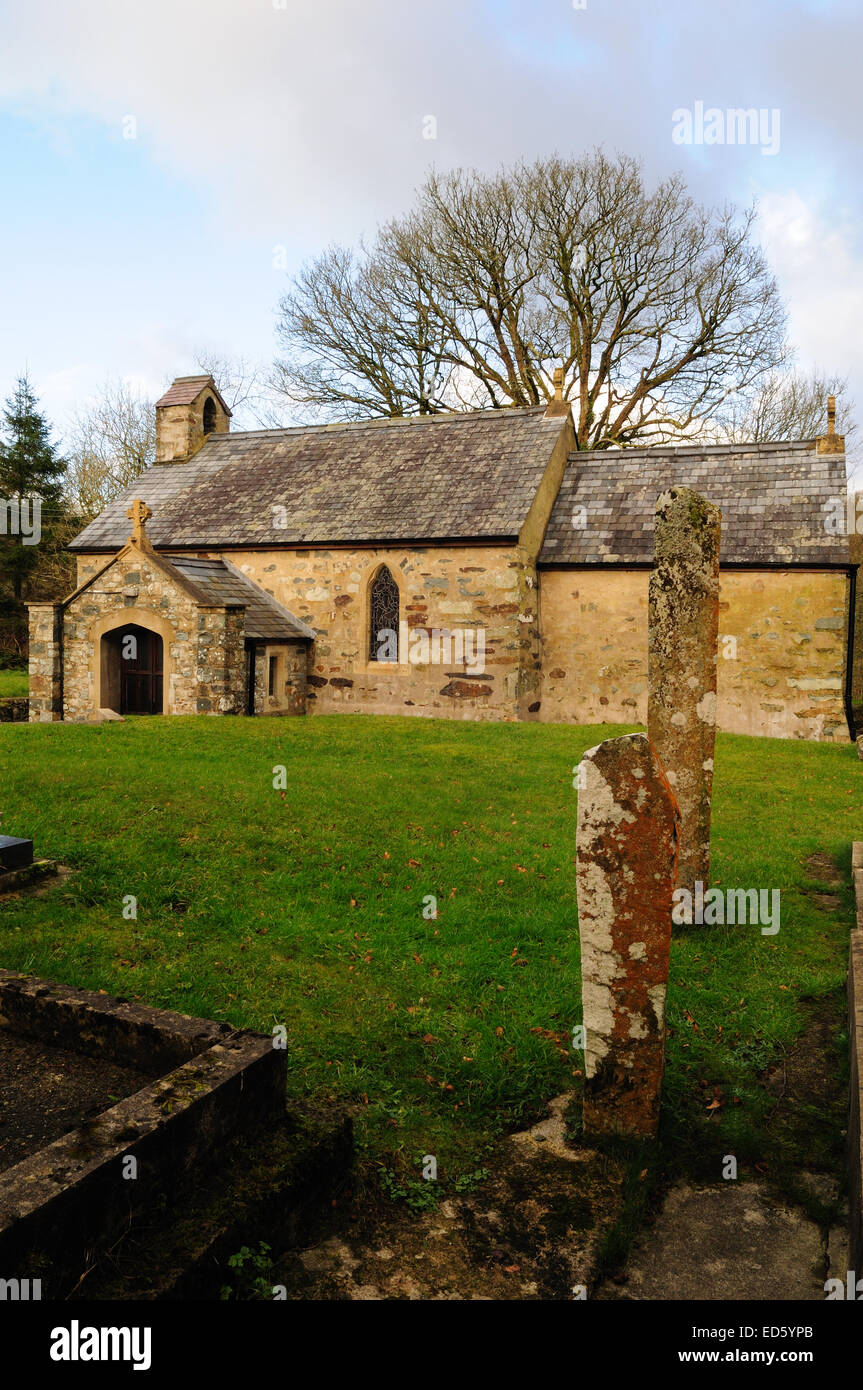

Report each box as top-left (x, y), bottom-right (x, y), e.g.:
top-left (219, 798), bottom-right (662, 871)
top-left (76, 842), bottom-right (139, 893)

top-left (154, 375), bottom-right (231, 464)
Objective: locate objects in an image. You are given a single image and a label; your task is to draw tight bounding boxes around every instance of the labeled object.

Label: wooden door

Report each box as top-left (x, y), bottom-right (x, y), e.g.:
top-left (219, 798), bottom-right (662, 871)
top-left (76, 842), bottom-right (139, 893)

top-left (120, 627), bottom-right (164, 715)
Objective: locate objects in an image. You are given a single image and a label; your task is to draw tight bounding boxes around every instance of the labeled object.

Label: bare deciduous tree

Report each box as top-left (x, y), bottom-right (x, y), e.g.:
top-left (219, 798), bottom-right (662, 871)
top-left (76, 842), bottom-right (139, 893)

top-left (66, 359), bottom-right (289, 529)
top-left (716, 369), bottom-right (856, 446)
top-left (193, 350), bottom-right (289, 430)
top-left (66, 380), bottom-right (155, 523)
top-left (274, 150), bottom-right (789, 448)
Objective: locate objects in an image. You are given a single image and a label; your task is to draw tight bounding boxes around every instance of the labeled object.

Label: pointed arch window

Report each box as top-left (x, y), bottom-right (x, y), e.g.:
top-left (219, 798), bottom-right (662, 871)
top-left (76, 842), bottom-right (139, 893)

top-left (369, 565), bottom-right (400, 661)
top-left (202, 396), bottom-right (217, 435)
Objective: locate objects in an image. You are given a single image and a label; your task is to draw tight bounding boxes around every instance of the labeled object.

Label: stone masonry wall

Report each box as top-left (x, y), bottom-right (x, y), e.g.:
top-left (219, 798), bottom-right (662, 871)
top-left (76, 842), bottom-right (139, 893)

top-left (539, 568), bottom-right (850, 740)
top-left (0, 699), bottom-right (29, 723)
top-left (27, 603), bottom-right (63, 721)
top-left (70, 548), bottom-right (848, 735)
top-left (190, 543), bottom-right (539, 721)
top-left (253, 642), bottom-right (308, 716)
top-left (195, 606), bottom-right (246, 714)
top-left (64, 550), bottom-right (245, 719)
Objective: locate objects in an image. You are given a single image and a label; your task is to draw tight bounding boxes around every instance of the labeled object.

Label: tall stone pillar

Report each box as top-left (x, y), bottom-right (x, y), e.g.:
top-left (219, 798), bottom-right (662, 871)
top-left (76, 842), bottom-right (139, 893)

top-left (648, 488), bottom-right (721, 899)
top-left (577, 732), bottom-right (680, 1140)
top-left (196, 604), bottom-right (246, 714)
top-left (27, 603), bottom-right (63, 721)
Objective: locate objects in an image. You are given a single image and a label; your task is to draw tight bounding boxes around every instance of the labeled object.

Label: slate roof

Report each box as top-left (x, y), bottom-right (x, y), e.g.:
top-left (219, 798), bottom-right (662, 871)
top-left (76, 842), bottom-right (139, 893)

top-left (69, 408), bottom-right (568, 551)
top-left (162, 555), bottom-right (314, 641)
top-left (155, 376), bottom-right (231, 412)
top-left (539, 442), bottom-right (849, 566)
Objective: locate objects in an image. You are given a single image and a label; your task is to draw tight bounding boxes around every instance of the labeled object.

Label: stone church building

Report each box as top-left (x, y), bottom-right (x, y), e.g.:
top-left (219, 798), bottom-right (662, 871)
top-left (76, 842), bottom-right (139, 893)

top-left (28, 373), bottom-right (856, 741)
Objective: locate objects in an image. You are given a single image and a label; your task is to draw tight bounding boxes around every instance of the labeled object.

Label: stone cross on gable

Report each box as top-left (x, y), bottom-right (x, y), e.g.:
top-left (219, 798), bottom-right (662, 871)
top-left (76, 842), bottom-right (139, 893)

top-left (817, 393), bottom-right (845, 454)
top-left (126, 498), bottom-right (153, 545)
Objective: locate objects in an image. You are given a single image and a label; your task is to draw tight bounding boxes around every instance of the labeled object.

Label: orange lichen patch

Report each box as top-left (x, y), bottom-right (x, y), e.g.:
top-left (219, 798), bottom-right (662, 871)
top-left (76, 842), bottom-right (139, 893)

top-left (576, 732), bottom-right (680, 1140)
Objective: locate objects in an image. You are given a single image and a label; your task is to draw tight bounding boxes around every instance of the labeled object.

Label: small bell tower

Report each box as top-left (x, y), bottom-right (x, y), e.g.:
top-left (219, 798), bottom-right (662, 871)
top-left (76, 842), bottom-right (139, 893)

top-left (155, 375), bottom-right (231, 464)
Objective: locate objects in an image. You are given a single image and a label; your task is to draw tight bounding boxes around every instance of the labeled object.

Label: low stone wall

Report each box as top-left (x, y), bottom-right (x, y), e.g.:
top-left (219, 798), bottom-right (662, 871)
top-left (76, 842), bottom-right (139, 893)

top-left (849, 843), bottom-right (863, 1273)
top-left (27, 603), bottom-right (62, 720)
top-left (0, 971), bottom-right (286, 1298)
top-left (0, 969), bottom-right (233, 1071)
top-left (0, 699), bottom-right (28, 723)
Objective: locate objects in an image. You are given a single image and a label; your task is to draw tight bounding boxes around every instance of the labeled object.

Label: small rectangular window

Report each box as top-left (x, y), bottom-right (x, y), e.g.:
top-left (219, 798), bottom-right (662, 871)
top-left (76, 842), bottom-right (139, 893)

top-left (268, 654), bottom-right (278, 696)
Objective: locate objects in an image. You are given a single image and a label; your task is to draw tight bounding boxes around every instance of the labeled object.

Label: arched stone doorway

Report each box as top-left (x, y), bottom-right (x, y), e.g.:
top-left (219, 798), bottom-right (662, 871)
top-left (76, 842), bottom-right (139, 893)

top-left (100, 624), bottom-right (164, 715)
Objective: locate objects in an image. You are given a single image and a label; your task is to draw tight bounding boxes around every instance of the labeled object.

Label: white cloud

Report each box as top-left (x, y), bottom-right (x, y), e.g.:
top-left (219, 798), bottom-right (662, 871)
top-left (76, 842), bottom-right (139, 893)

top-left (757, 190), bottom-right (863, 404)
top-left (0, 0), bottom-right (558, 243)
top-left (3, 0), bottom-right (863, 453)
top-left (3, 0), bottom-right (863, 253)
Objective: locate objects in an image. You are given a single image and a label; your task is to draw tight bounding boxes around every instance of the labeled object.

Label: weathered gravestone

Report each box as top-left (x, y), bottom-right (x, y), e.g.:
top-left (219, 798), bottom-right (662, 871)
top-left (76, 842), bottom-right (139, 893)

top-left (577, 732), bottom-right (681, 1139)
top-left (648, 488), bottom-right (721, 906)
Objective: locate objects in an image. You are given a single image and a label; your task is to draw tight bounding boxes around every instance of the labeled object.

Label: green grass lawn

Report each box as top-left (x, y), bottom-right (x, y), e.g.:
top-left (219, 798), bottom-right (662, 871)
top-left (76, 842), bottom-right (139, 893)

top-left (0, 714), bottom-right (860, 1200)
top-left (0, 667), bottom-right (27, 698)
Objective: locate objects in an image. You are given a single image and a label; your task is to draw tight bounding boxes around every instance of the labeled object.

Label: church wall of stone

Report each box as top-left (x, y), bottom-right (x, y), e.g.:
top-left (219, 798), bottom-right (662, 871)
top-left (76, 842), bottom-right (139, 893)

top-left (717, 570), bottom-right (849, 740)
top-left (195, 605), bottom-right (246, 715)
top-left (538, 568), bottom-right (850, 740)
top-left (253, 641), bottom-right (308, 716)
top-left (69, 545), bottom-right (849, 737)
top-left (209, 543), bottom-right (538, 721)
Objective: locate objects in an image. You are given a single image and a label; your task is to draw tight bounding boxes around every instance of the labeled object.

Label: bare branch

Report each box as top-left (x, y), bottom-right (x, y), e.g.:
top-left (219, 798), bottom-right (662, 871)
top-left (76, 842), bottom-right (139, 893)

top-left (273, 150), bottom-right (789, 448)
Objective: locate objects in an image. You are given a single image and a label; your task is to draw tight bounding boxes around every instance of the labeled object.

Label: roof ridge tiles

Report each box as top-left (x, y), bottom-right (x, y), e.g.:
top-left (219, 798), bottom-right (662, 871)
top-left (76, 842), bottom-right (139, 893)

top-left (566, 439), bottom-right (819, 462)
top-left (216, 404), bottom-right (550, 443)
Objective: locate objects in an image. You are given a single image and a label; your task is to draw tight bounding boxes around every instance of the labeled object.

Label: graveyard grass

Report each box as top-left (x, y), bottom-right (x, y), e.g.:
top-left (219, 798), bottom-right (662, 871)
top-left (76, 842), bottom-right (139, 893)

top-left (0, 714), bottom-right (859, 1218)
top-left (0, 667), bottom-right (28, 698)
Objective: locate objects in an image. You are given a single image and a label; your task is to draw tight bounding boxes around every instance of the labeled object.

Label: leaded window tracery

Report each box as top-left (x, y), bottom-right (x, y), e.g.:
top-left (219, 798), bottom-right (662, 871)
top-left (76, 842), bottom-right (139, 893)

top-left (369, 566), bottom-right (400, 660)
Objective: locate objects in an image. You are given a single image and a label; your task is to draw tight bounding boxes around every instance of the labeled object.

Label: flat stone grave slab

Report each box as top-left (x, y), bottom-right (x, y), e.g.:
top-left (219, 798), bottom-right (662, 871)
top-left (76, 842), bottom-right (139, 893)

top-left (595, 1180), bottom-right (847, 1301)
top-left (0, 836), bottom-right (33, 872)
